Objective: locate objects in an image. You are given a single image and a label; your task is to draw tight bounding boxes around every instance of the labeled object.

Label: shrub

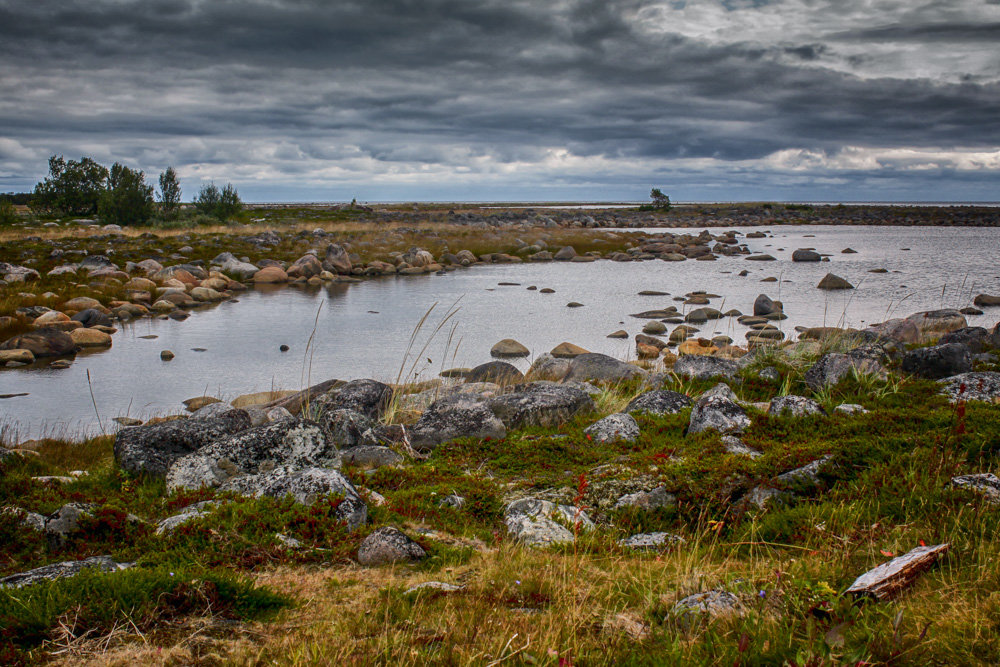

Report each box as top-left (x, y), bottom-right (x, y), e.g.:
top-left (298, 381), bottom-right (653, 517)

top-left (0, 199), bottom-right (17, 225)
top-left (30, 155), bottom-right (109, 217)
top-left (97, 162), bottom-right (154, 226)
top-left (157, 166), bottom-right (182, 218)
top-left (195, 181), bottom-right (242, 221)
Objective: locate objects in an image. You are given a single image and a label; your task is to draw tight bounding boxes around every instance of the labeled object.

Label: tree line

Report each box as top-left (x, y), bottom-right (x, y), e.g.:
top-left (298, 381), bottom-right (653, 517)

top-left (21, 155), bottom-right (243, 226)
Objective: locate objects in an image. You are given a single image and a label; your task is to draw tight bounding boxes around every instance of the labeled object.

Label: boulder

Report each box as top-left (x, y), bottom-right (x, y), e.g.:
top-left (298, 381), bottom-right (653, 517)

top-left (155, 501), bottom-right (217, 535)
top-left (817, 273), bottom-right (853, 290)
top-left (722, 435), bottom-right (762, 458)
top-left (317, 409), bottom-right (374, 448)
top-left (44, 502), bottom-right (95, 547)
top-left (287, 254), bottom-right (323, 279)
top-left (901, 343), bottom-right (972, 379)
top-left (584, 413), bottom-right (640, 443)
top-left (619, 532), bottom-right (685, 551)
top-left (69, 327), bottom-right (112, 347)
top-left (673, 355), bottom-right (739, 381)
top-left (466, 360), bottom-right (524, 385)
top-left (613, 486), bottom-right (676, 510)
top-left (491, 338), bottom-right (530, 358)
top-left (0, 349), bottom-right (34, 365)
top-left (218, 257), bottom-right (260, 280)
top-left (642, 321), bottom-right (667, 334)
top-left (688, 387), bottom-right (750, 435)
top-left (940, 327), bottom-right (1000, 353)
top-left (315, 379), bottom-right (392, 420)
top-left (525, 354), bottom-right (572, 381)
top-left (906, 309), bottom-right (967, 337)
top-left (803, 346), bottom-right (886, 390)
top-left (792, 249), bottom-right (822, 262)
top-left (504, 498), bottom-right (593, 547)
top-left (487, 383), bottom-right (596, 429)
top-left (685, 308), bottom-right (722, 323)
top-left (220, 466), bottom-right (367, 529)
top-left (769, 395), bottom-right (827, 417)
top-left (950, 473), bottom-right (1000, 503)
top-left (563, 353), bottom-right (645, 383)
top-left (864, 318), bottom-right (921, 344)
top-left (357, 526), bottom-right (426, 565)
top-left (550, 342), bottom-right (589, 359)
top-left (252, 266), bottom-right (289, 283)
top-left (0, 327), bottom-right (78, 357)
top-left (0, 556), bottom-right (132, 589)
top-left (753, 294), bottom-right (779, 317)
top-left (973, 294), bottom-right (1000, 307)
top-left (322, 243), bottom-right (353, 274)
top-left (341, 446), bottom-right (404, 469)
top-left (939, 371), bottom-right (1000, 402)
top-left (62, 296), bottom-right (102, 312)
top-left (409, 394), bottom-right (507, 451)
top-left (634, 333), bottom-right (668, 351)
top-left (554, 245), bottom-right (577, 261)
top-left (625, 390), bottom-right (692, 415)
top-left (71, 308), bottom-right (113, 328)
top-left (166, 419), bottom-right (340, 491)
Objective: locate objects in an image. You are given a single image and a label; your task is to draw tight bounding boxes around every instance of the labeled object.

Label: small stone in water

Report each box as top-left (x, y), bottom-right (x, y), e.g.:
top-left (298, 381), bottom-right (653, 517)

top-left (280, 344), bottom-right (290, 352)
top-left (160, 350), bottom-right (175, 360)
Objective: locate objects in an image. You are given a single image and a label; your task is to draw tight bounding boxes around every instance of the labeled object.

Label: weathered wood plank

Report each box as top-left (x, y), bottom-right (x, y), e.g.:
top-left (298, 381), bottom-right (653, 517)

top-left (845, 543), bottom-right (949, 600)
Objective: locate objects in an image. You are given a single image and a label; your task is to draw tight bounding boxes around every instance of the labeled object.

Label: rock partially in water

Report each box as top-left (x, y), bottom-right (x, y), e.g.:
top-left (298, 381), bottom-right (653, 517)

top-left (114, 410), bottom-right (251, 478)
top-left (792, 249), bottom-right (821, 262)
top-left (490, 338), bottom-right (530, 358)
top-left (906, 309), bottom-right (967, 338)
top-left (0, 327), bottom-right (78, 358)
top-left (817, 273), bottom-right (853, 290)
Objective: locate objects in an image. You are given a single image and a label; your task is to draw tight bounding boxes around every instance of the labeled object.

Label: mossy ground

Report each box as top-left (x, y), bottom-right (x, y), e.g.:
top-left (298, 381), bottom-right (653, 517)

top-left (1, 342), bottom-right (999, 664)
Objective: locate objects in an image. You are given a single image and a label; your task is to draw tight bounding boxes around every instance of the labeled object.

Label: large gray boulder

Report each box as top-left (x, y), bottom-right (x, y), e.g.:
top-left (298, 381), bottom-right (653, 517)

top-left (768, 395), bottom-right (827, 417)
top-left (688, 387), bottom-right (750, 435)
top-left (166, 419), bottom-right (339, 491)
top-left (317, 409), bottom-right (374, 448)
top-left (939, 372), bottom-right (1000, 402)
top-left (487, 383), bottom-right (596, 429)
top-left (901, 343), bottom-right (972, 379)
top-left (803, 346), bottom-right (885, 390)
top-left (525, 353), bottom-right (572, 381)
top-left (409, 394), bottom-right (507, 452)
top-left (114, 410), bottom-right (252, 478)
top-left (357, 526), bottom-right (426, 565)
top-left (673, 355), bottom-right (739, 381)
top-left (217, 256), bottom-right (260, 280)
top-left (584, 413), bottom-right (639, 443)
top-left (563, 353), bottom-right (645, 383)
top-left (0, 556), bottom-right (133, 589)
top-left (625, 390), bottom-right (692, 416)
top-left (315, 379), bottom-right (392, 420)
top-left (864, 318), bottom-right (921, 344)
top-left (504, 498), bottom-right (593, 546)
top-left (219, 465), bottom-right (367, 529)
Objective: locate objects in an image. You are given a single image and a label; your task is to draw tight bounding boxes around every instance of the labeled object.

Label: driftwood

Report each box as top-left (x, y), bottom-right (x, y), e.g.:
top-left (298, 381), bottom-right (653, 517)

top-left (845, 543), bottom-right (950, 600)
top-left (260, 378), bottom-right (342, 415)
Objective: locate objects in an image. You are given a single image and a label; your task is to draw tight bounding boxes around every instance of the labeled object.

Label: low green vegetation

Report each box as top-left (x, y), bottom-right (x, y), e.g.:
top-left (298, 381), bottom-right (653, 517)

top-left (1, 339), bottom-right (999, 663)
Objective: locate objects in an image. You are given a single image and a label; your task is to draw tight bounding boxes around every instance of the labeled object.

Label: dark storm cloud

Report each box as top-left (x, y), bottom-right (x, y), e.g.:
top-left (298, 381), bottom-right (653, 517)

top-left (0, 0), bottom-right (998, 200)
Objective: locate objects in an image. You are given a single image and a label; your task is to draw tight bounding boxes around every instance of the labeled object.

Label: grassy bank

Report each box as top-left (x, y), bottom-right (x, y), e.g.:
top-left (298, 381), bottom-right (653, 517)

top-left (2, 335), bottom-right (999, 664)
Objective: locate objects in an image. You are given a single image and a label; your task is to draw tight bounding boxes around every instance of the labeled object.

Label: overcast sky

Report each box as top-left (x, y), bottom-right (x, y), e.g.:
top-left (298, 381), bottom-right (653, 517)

top-left (1, 0), bottom-right (998, 202)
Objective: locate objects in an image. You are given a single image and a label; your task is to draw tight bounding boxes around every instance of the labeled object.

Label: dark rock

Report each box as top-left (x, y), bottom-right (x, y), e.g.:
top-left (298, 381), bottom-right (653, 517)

top-left (901, 343), bottom-right (972, 379)
top-left (410, 394), bottom-right (507, 451)
top-left (487, 383), bottom-right (596, 429)
top-left (166, 419), bottom-right (340, 491)
top-left (0, 327), bottom-right (78, 358)
top-left (316, 379), bottom-right (392, 420)
top-left (625, 390), bottom-right (692, 415)
top-left (753, 294), bottom-right (778, 317)
top-left (673, 355), bottom-right (739, 380)
top-left (220, 466), bottom-right (367, 528)
top-left (0, 556), bottom-right (132, 589)
top-left (357, 526), bottom-right (427, 565)
top-left (71, 308), bottom-right (113, 328)
top-left (803, 347), bottom-right (886, 390)
top-left (634, 333), bottom-right (668, 351)
top-left (466, 360), bottom-right (524, 384)
top-left (973, 294), bottom-right (1000, 307)
top-left (563, 353), bottom-right (645, 383)
top-left (817, 273), bottom-right (853, 290)
top-left (792, 249), bottom-right (822, 262)
top-left (940, 327), bottom-right (1000, 353)
top-left (114, 410), bottom-right (251, 478)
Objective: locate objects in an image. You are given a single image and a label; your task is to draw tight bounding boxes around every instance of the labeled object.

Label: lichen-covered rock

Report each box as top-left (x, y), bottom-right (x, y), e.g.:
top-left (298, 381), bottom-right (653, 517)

top-left (835, 403), bottom-right (869, 415)
top-left (409, 393), bottom-right (507, 452)
top-left (487, 383), bottom-right (596, 429)
top-left (939, 371), bottom-right (1000, 402)
top-left (901, 343), bottom-right (972, 379)
top-left (525, 353), bottom-right (572, 381)
top-left (314, 379), bottom-right (392, 420)
top-left (43, 502), bottom-right (95, 546)
top-left (219, 466), bottom-right (367, 529)
top-left (0, 556), bottom-right (133, 589)
top-left (619, 532), bottom-right (685, 551)
top-left (613, 486), bottom-right (676, 510)
top-left (688, 390), bottom-right (750, 435)
top-left (742, 456), bottom-right (833, 509)
top-left (673, 355), bottom-right (739, 381)
top-left (166, 419), bottom-right (339, 491)
top-left (357, 526), bottom-right (427, 565)
top-left (670, 590), bottom-right (742, 623)
top-left (906, 309), bottom-right (967, 337)
top-left (584, 413), bottom-right (639, 443)
top-left (504, 498), bottom-right (593, 546)
top-left (625, 390), bottom-right (692, 416)
top-left (722, 435), bottom-right (762, 458)
top-left (317, 409), bottom-right (374, 448)
top-left (341, 445), bottom-right (404, 469)
top-left (949, 473), bottom-right (1000, 503)
top-left (768, 395), bottom-right (827, 417)
top-left (155, 501), bottom-right (218, 535)
top-left (465, 360), bottom-right (525, 384)
top-left (939, 327), bottom-right (1000, 353)
top-left (114, 410), bottom-right (252, 478)
top-left (803, 346), bottom-right (886, 390)
top-left (563, 353), bottom-right (645, 383)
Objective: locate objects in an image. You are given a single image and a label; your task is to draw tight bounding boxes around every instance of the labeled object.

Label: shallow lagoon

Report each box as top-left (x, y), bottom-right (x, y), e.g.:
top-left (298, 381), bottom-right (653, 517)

top-left (3, 224), bottom-right (999, 440)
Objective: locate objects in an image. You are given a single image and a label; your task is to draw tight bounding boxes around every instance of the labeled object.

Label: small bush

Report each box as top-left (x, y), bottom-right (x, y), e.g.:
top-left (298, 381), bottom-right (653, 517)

top-left (98, 162), bottom-right (154, 226)
top-left (195, 182), bottom-right (242, 221)
top-left (0, 199), bottom-right (18, 225)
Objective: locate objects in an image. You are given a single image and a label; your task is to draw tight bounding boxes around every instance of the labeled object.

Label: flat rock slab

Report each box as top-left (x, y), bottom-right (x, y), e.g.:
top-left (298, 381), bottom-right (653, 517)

top-left (0, 556), bottom-right (132, 589)
top-left (845, 544), bottom-right (949, 600)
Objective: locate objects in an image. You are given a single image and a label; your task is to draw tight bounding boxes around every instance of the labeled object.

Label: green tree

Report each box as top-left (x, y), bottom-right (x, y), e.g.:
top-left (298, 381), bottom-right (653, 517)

top-left (0, 198), bottom-right (18, 225)
top-left (157, 167), bottom-right (182, 218)
top-left (195, 182), bottom-right (242, 221)
top-left (650, 187), bottom-right (671, 210)
top-left (98, 163), bottom-right (154, 226)
top-left (30, 155), bottom-right (109, 217)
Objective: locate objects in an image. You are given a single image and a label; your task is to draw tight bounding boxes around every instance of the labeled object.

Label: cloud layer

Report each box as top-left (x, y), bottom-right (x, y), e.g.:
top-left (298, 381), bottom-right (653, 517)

top-left (1, 0), bottom-right (998, 201)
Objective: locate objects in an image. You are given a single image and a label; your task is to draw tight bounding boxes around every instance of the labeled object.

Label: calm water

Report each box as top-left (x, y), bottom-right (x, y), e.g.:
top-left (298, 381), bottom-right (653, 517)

top-left (3, 225), bottom-right (999, 441)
